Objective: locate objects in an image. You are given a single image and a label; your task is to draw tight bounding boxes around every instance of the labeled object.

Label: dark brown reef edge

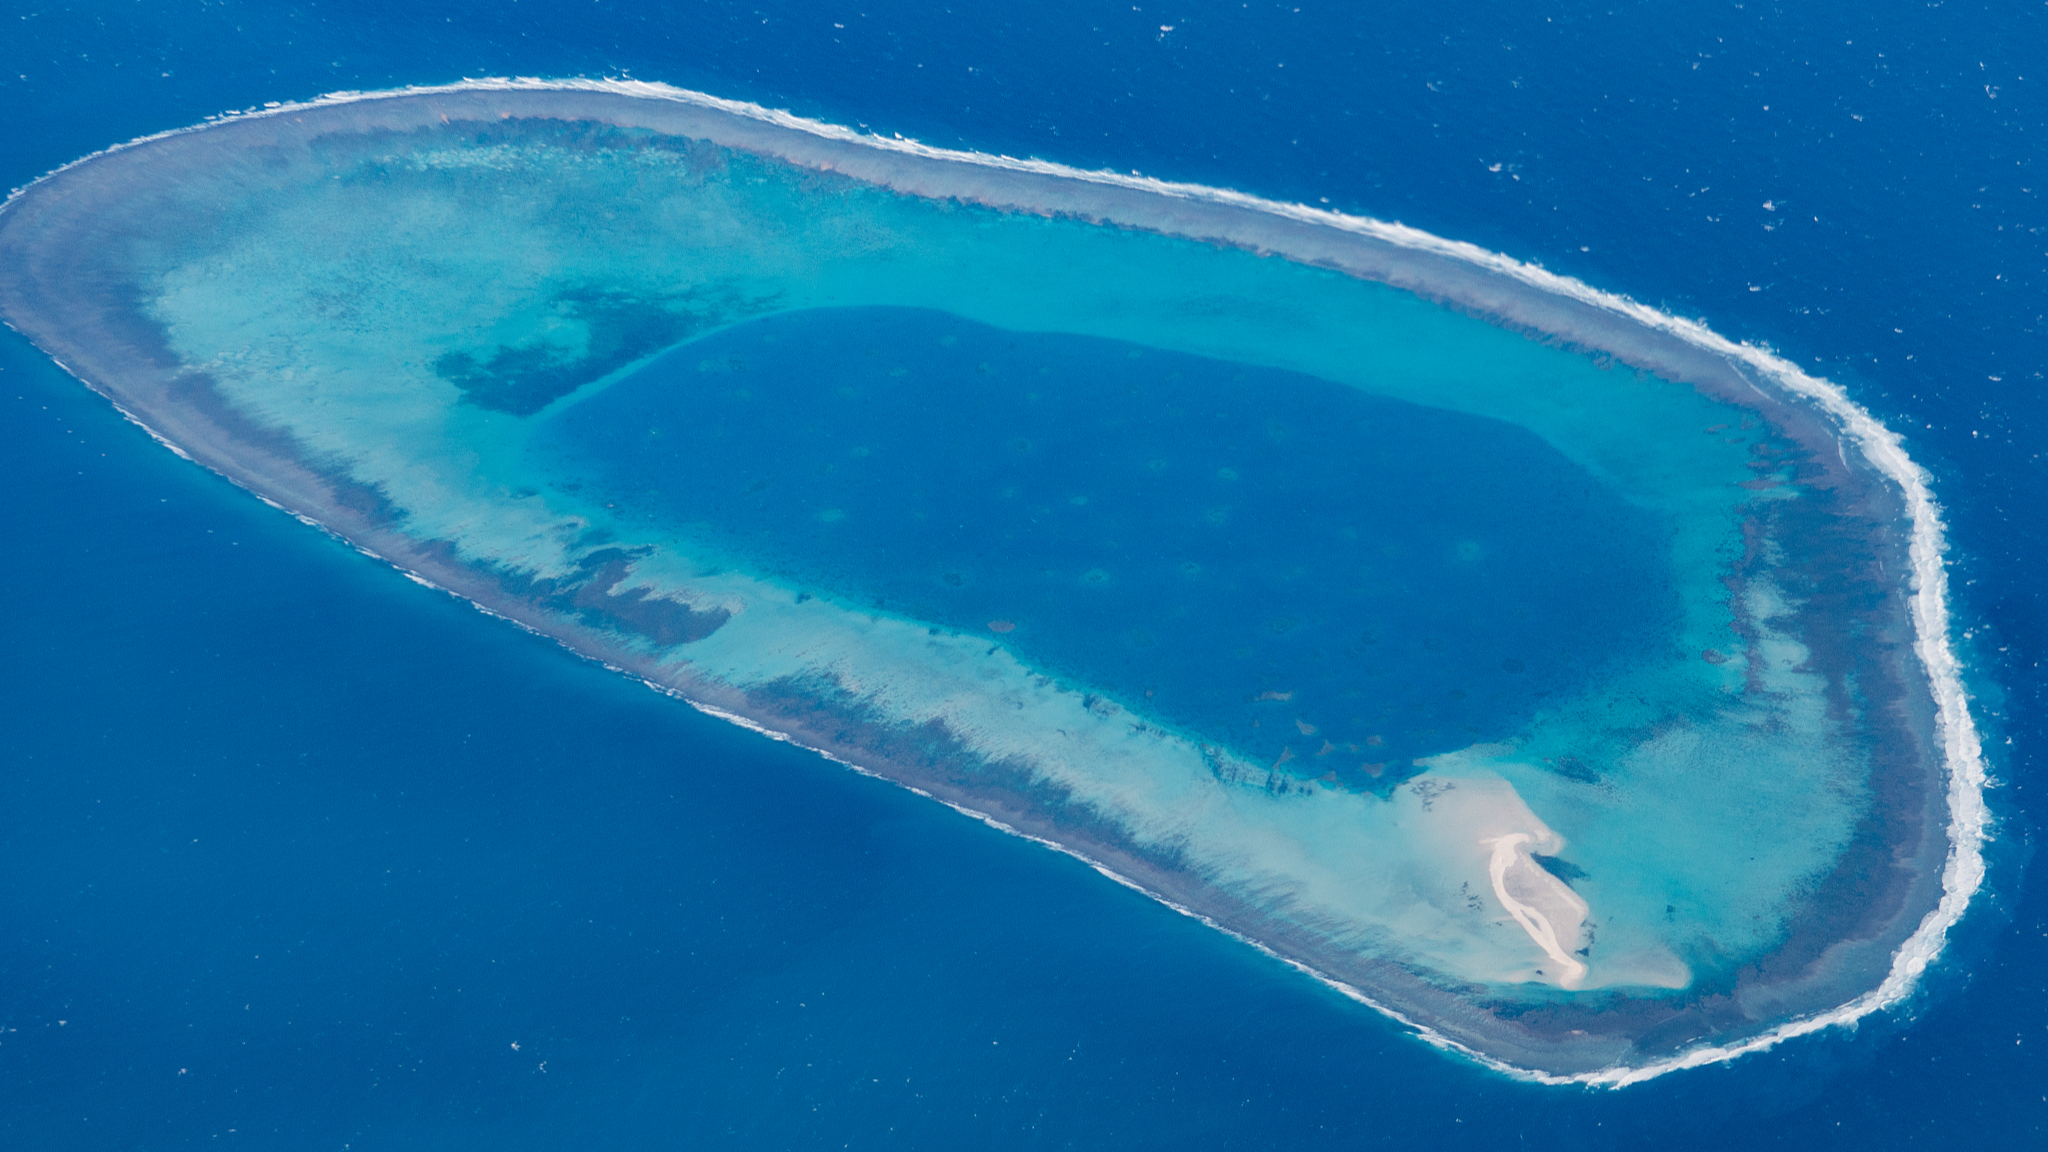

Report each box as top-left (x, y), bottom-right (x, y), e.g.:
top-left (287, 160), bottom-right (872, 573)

top-left (0, 84), bottom-right (1951, 1079)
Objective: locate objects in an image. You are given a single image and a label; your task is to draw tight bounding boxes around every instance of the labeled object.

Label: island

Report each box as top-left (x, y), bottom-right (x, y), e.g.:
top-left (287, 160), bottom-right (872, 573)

top-left (0, 80), bottom-right (1986, 1084)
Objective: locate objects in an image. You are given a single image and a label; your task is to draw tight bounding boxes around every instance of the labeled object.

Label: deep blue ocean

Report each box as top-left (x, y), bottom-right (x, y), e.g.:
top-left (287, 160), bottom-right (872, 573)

top-left (2, 2), bottom-right (2042, 1147)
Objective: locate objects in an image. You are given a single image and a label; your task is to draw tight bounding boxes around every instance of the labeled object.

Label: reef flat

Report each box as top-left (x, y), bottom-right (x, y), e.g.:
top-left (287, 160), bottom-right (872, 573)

top-left (0, 80), bottom-right (1984, 1083)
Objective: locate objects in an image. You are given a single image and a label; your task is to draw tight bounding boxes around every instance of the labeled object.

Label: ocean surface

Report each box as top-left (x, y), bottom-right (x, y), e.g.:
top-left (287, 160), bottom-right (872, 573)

top-left (1, 2), bottom-right (2041, 1148)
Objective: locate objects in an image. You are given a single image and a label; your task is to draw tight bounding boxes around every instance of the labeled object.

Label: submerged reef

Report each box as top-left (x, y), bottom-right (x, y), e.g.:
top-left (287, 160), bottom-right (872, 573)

top-left (0, 80), bottom-right (1985, 1084)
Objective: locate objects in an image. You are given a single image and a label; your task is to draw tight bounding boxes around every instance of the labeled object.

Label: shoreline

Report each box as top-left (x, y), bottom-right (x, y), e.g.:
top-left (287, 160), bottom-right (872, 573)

top-left (0, 80), bottom-right (1986, 1085)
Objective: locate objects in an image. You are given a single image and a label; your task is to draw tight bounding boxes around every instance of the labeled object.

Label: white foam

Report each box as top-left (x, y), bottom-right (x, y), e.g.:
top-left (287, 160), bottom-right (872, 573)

top-left (7, 77), bottom-right (1986, 1089)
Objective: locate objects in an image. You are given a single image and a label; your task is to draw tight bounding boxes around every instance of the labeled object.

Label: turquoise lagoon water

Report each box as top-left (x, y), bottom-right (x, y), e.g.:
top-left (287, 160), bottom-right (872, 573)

top-left (0, 84), bottom-right (1968, 1080)
top-left (536, 305), bottom-right (1676, 780)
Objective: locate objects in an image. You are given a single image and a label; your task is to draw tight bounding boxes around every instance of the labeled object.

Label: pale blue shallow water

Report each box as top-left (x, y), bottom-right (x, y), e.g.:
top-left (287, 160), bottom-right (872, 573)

top-left (1, 2), bottom-right (2042, 1148)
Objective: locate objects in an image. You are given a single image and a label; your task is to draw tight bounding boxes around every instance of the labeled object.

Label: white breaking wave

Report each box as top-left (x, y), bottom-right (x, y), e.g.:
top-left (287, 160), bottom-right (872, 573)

top-left (10, 75), bottom-right (1988, 1090)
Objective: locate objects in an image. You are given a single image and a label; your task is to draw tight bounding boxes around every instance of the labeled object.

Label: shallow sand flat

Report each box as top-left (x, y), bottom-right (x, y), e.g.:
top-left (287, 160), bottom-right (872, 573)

top-left (0, 81), bottom-right (1981, 1083)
